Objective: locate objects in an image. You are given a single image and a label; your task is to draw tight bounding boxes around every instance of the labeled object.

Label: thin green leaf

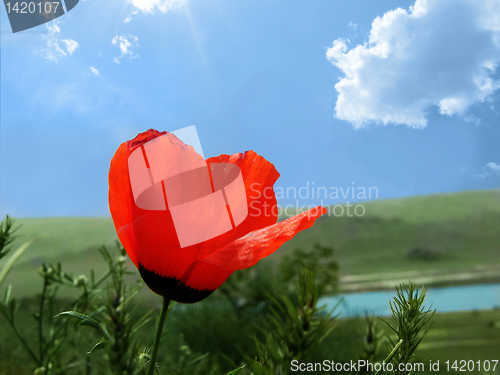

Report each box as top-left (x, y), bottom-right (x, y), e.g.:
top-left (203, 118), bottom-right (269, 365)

top-left (56, 311), bottom-right (109, 339)
top-left (52, 361), bottom-right (88, 375)
top-left (88, 339), bottom-right (107, 354)
top-left (3, 284), bottom-right (12, 306)
top-left (186, 352), bottom-right (210, 366)
top-left (0, 236), bottom-right (44, 287)
top-left (226, 365), bottom-right (246, 375)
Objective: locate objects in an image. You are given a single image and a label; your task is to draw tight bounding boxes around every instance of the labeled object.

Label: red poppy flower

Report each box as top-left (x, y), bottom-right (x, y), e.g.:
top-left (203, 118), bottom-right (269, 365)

top-left (109, 129), bottom-right (326, 303)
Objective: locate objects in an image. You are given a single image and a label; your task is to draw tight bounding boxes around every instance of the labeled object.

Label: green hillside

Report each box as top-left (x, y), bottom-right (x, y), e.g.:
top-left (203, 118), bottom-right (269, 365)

top-left (277, 189), bottom-right (500, 277)
top-left (3, 189), bottom-right (500, 297)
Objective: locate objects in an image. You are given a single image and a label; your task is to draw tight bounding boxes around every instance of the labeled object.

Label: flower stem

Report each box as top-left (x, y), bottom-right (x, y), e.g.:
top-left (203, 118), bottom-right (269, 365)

top-left (38, 278), bottom-right (48, 364)
top-left (147, 296), bottom-right (171, 375)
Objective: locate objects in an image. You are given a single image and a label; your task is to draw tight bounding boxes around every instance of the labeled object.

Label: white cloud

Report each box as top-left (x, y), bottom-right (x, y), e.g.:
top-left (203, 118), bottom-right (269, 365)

top-left (487, 162), bottom-right (500, 173)
top-left (476, 161), bottom-right (500, 178)
top-left (326, 0), bottom-right (500, 128)
top-left (348, 21), bottom-right (357, 30)
top-left (89, 67), bottom-right (99, 75)
top-left (61, 39), bottom-right (79, 55)
top-left (111, 35), bottom-right (139, 63)
top-left (123, 10), bottom-right (138, 23)
top-left (42, 21), bottom-right (79, 63)
top-left (129, 0), bottom-right (185, 14)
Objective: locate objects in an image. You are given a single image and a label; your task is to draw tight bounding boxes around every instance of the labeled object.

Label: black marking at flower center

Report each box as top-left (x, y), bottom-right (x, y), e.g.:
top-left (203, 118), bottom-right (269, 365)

top-left (139, 264), bottom-right (214, 304)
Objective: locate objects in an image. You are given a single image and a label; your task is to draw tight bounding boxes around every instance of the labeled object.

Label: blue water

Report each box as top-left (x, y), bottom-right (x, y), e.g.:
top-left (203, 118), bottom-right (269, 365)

top-left (319, 283), bottom-right (500, 318)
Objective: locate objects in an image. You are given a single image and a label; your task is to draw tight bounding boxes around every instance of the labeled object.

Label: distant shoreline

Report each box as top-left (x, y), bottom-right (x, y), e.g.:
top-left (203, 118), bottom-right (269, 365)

top-left (339, 264), bottom-right (500, 293)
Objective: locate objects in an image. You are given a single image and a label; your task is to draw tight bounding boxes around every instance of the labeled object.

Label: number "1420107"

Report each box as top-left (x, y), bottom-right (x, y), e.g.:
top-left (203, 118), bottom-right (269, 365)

top-left (5, 2), bottom-right (60, 14)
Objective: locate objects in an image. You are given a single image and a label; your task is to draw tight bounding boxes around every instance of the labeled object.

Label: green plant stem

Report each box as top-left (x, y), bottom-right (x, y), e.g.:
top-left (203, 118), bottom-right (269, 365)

top-left (39, 278), bottom-right (48, 363)
top-left (2, 312), bottom-right (40, 365)
top-left (147, 297), bottom-right (171, 375)
top-left (374, 339), bottom-right (403, 375)
top-left (93, 269), bottom-right (111, 288)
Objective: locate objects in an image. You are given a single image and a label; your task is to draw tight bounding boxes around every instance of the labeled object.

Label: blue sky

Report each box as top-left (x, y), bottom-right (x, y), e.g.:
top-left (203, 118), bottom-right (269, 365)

top-left (1, 0), bottom-right (499, 217)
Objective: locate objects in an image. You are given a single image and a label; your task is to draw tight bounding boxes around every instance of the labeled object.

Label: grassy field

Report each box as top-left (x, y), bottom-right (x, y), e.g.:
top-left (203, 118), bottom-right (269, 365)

top-left (3, 189), bottom-right (500, 298)
top-left (279, 189), bottom-right (500, 279)
top-left (387, 309), bottom-right (500, 374)
top-left (1, 190), bottom-right (499, 374)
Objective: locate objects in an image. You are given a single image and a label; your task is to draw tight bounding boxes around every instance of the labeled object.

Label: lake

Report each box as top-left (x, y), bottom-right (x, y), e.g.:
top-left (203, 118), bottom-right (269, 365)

top-left (320, 283), bottom-right (500, 318)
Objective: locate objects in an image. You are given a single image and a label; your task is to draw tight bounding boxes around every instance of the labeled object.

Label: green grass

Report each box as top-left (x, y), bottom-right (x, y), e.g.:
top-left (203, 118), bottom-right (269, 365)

top-left (7, 217), bottom-right (118, 262)
top-left (3, 189), bottom-right (500, 298)
top-left (361, 189), bottom-right (500, 224)
top-left (412, 309), bottom-right (500, 374)
top-left (2, 217), bottom-right (118, 299)
top-left (1, 189), bottom-right (500, 374)
top-left (278, 189), bottom-right (500, 277)
top-left (2, 294), bottom-right (498, 375)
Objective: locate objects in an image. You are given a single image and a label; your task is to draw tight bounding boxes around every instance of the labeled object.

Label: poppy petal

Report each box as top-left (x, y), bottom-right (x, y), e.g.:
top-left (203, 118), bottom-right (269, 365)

top-left (109, 129), bottom-right (167, 267)
top-left (172, 206), bottom-right (326, 299)
top-left (108, 141), bottom-right (139, 266)
top-left (145, 206), bottom-right (326, 303)
top-left (205, 150), bottom-right (280, 235)
top-left (111, 131), bottom-right (211, 279)
top-left (110, 138), bottom-right (282, 278)
top-left (199, 206), bottom-right (326, 271)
